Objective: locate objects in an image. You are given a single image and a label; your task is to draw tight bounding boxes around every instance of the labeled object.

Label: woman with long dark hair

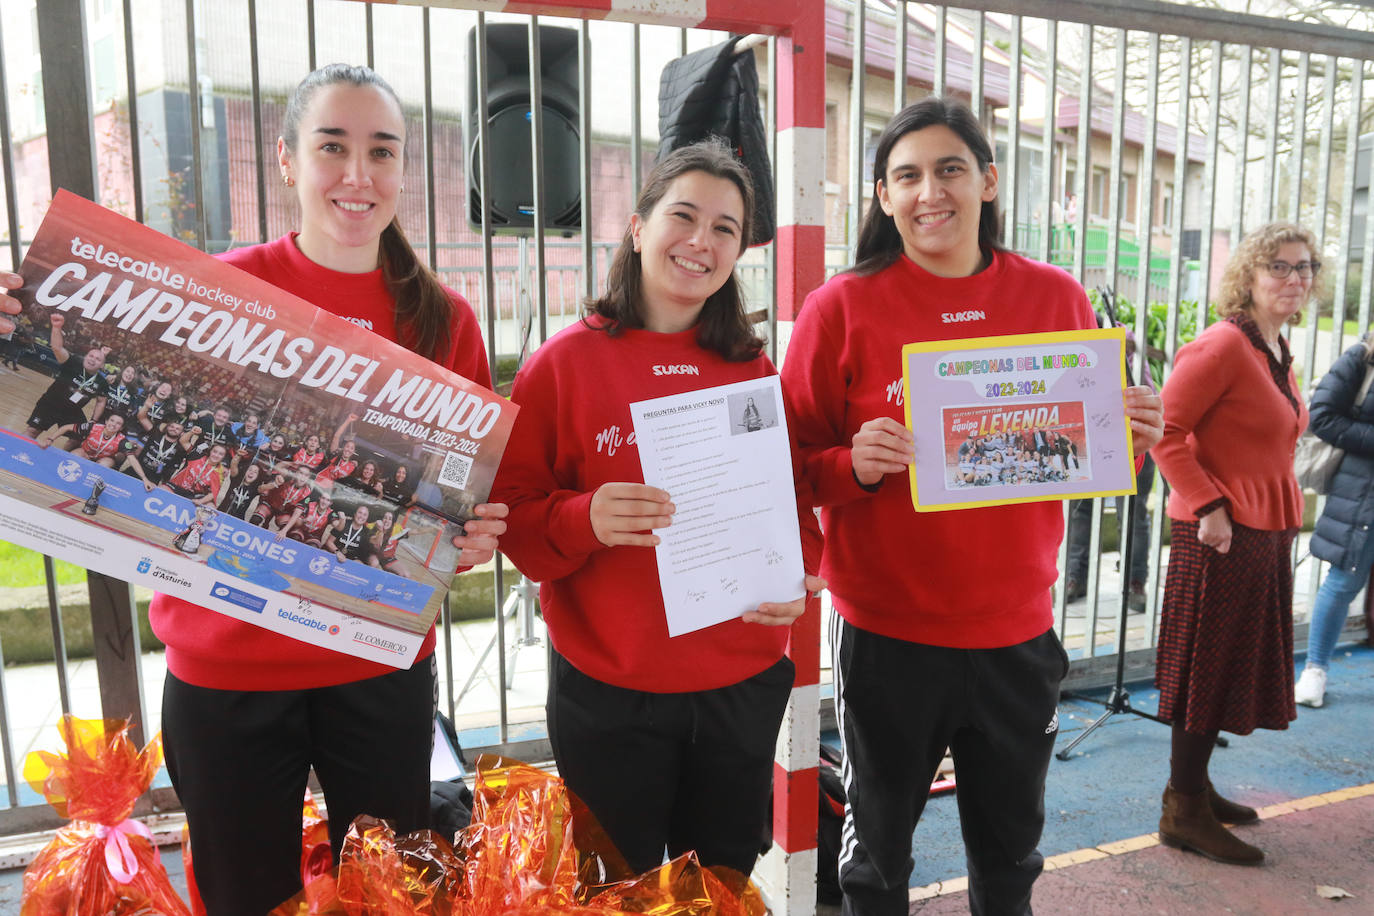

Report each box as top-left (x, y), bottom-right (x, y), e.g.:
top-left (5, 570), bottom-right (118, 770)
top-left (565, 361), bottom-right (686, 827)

top-left (382, 461), bottom-right (417, 508)
top-left (137, 380), bottom-right (176, 435)
top-left (149, 64), bottom-right (506, 915)
top-left (782, 97), bottom-right (1163, 914)
top-left (494, 140), bottom-right (823, 883)
top-left (219, 460), bottom-right (263, 520)
top-left (334, 456), bottom-right (385, 518)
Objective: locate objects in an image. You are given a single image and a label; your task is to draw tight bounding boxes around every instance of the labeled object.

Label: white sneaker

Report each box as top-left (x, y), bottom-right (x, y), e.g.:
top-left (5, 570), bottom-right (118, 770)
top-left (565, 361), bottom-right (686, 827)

top-left (1295, 666), bottom-right (1327, 708)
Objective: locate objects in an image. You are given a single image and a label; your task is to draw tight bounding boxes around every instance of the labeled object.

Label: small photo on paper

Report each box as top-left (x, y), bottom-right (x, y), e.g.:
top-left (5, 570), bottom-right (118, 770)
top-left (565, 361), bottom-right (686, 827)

top-left (943, 400), bottom-right (1091, 490)
top-left (726, 387), bottom-right (779, 436)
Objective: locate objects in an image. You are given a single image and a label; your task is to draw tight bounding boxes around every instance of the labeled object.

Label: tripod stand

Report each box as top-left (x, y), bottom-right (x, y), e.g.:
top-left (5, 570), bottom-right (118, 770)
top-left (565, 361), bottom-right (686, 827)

top-left (455, 574), bottom-right (542, 705)
top-left (1057, 493), bottom-right (1188, 757)
top-left (1056, 490), bottom-right (1231, 759)
top-left (1057, 288), bottom-right (1226, 759)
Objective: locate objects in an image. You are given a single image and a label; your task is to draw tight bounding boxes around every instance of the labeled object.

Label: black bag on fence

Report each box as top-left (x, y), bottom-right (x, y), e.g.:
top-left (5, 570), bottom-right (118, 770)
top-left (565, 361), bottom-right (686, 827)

top-left (430, 778), bottom-right (475, 839)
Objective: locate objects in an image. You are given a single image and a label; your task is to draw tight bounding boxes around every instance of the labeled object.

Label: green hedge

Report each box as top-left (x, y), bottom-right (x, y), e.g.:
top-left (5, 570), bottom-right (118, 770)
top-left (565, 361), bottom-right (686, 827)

top-left (449, 568), bottom-right (499, 621)
top-left (0, 570), bottom-right (500, 666)
top-left (0, 597), bottom-right (160, 666)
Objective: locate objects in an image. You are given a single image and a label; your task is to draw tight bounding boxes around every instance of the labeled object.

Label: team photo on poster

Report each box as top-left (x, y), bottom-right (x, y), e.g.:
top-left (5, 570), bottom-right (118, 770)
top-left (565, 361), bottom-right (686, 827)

top-left (902, 328), bottom-right (1137, 512)
top-left (0, 192), bottom-right (515, 664)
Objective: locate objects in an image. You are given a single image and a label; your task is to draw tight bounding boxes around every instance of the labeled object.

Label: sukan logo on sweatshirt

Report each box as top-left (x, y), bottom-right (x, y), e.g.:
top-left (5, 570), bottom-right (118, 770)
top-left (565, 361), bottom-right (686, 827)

top-left (652, 364), bottom-right (700, 376)
top-left (941, 309), bottom-right (986, 323)
top-left (342, 316), bottom-right (375, 331)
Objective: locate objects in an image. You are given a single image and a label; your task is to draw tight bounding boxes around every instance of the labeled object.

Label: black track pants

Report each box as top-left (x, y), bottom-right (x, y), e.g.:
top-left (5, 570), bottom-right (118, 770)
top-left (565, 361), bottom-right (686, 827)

top-left (162, 657), bottom-right (436, 915)
top-left (832, 619), bottom-right (1067, 916)
top-left (547, 650), bottom-right (793, 878)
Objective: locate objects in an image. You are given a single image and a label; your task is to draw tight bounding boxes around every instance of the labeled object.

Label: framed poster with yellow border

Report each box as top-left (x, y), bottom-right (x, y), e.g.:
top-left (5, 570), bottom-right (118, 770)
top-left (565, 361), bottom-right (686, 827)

top-left (901, 328), bottom-right (1137, 512)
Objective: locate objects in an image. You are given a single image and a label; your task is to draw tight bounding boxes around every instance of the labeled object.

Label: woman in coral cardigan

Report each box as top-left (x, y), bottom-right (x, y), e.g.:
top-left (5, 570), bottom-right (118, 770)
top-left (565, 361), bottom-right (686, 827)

top-left (1152, 222), bottom-right (1315, 866)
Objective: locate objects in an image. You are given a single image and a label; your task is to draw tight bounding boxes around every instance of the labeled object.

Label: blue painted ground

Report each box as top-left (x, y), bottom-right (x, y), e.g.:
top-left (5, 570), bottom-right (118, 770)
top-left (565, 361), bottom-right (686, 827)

top-left (824, 642), bottom-right (1374, 889)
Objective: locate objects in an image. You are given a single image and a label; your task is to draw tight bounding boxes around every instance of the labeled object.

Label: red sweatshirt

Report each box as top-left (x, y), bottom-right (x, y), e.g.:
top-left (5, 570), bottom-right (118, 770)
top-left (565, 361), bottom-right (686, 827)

top-left (149, 234), bottom-right (491, 690)
top-left (781, 251), bottom-right (1096, 649)
top-left (492, 317), bottom-right (821, 693)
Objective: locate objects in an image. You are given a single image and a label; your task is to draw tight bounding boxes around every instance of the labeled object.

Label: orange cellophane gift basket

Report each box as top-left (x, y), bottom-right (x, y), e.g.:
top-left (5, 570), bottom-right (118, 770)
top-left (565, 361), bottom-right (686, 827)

top-left (20, 714), bottom-right (191, 916)
top-left (270, 755), bottom-right (767, 916)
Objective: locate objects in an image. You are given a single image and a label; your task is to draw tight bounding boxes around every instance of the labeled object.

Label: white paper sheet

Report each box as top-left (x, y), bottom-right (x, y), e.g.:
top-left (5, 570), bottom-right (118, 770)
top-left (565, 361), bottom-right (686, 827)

top-left (629, 376), bottom-right (805, 636)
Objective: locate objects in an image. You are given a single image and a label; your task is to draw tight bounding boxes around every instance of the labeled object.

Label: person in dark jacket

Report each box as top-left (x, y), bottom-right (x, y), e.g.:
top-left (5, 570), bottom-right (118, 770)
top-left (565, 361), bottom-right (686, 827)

top-left (656, 36), bottom-right (774, 246)
top-left (1296, 336), bottom-right (1374, 708)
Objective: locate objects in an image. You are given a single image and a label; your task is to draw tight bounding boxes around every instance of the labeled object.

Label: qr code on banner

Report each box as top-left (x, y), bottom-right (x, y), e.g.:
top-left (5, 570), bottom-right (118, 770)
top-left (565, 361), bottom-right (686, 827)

top-left (438, 451), bottom-right (473, 489)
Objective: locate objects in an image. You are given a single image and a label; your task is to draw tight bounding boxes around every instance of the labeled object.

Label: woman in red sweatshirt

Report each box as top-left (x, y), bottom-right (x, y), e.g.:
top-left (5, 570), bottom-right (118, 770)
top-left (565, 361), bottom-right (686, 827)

top-left (494, 140), bottom-right (823, 882)
top-left (782, 97), bottom-right (1163, 915)
top-left (149, 64), bottom-right (506, 915)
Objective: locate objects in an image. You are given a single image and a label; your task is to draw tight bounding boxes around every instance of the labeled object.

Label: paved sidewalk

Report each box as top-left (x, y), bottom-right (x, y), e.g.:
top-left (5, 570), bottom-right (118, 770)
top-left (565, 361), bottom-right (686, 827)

top-left (3, 645), bottom-right (1370, 914)
top-left (910, 787), bottom-right (1374, 915)
top-left (897, 643), bottom-right (1374, 914)
top-left (0, 528), bottom-right (1365, 914)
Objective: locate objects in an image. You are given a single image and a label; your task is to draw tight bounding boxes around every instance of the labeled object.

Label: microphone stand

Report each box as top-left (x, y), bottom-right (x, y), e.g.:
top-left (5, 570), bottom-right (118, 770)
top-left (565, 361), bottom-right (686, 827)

top-left (1056, 287), bottom-right (1226, 760)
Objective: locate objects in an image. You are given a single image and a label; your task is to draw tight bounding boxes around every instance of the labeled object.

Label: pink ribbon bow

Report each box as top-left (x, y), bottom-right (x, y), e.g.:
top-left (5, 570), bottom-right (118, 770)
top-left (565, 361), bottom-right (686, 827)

top-left (94, 818), bottom-right (153, 883)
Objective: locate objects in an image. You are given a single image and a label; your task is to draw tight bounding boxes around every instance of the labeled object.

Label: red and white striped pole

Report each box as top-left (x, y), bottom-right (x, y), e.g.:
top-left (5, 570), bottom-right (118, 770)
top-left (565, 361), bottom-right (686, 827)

top-left (756, 2), bottom-right (828, 914)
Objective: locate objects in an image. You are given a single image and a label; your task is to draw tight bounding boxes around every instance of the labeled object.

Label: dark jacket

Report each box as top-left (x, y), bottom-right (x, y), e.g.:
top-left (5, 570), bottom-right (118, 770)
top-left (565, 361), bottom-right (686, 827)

top-left (1308, 338), bottom-right (1374, 571)
top-left (656, 37), bottom-right (775, 246)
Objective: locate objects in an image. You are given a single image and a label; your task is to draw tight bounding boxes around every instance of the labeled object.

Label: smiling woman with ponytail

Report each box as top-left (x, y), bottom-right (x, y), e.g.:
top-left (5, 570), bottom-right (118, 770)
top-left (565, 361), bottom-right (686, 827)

top-left (378, 215), bottom-right (454, 363)
top-left (149, 63), bottom-right (507, 915)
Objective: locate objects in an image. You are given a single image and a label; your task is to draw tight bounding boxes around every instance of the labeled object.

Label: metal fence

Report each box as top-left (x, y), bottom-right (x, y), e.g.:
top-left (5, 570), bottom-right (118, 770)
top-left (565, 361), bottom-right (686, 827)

top-left (0, 5), bottom-right (832, 899)
top-left (2, 0), bottom-right (1374, 885)
top-left (919, 1), bottom-right (1374, 681)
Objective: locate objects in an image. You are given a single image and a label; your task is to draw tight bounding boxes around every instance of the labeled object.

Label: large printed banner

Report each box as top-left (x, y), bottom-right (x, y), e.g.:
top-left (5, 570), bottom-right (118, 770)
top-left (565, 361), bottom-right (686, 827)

top-left (0, 191), bottom-right (516, 666)
top-left (902, 328), bottom-right (1136, 511)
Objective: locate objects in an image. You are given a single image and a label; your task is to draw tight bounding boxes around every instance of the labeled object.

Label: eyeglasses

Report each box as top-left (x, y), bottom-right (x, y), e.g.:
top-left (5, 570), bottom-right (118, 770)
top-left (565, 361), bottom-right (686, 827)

top-left (1266, 259), bottom-right (1321, 279)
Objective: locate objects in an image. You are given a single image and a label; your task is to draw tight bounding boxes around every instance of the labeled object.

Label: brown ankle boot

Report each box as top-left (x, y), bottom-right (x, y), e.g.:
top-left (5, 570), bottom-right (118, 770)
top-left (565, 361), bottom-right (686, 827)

top-left (1208, 783), bottom-right (1259, 825)
top-left (1159, 782), bottom-right (1264, 865)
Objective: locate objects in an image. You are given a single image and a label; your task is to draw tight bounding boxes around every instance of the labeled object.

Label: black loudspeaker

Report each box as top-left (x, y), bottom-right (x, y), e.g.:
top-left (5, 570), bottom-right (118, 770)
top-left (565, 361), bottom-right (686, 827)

top-left (466, 24), bottom-right (581, 235)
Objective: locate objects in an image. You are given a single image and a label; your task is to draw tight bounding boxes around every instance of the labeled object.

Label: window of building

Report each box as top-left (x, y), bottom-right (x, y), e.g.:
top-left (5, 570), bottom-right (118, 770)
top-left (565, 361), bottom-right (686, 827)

top-left (825, 103), bottom-right (840, 185)
top-left (31, 70), bottom-right (44, 129)
top-left (1121, 173), bottom-right (1138, 225)
top-left (1091, 167), bottom-right (1110, 218)
top-left (861, 122), bottom-right (885, 199)
top-left (1158, 180), bottom-right (1174, 228)
top-left (92, 34), bottom-right (117, 106)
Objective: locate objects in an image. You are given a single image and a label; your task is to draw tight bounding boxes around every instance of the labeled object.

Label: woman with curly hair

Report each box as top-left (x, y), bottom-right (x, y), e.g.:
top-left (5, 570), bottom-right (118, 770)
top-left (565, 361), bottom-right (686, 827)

top-left (1152, 221), bottom-right (1316, 866)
